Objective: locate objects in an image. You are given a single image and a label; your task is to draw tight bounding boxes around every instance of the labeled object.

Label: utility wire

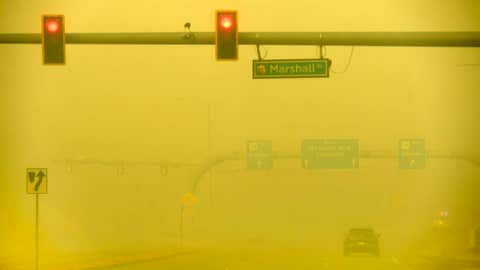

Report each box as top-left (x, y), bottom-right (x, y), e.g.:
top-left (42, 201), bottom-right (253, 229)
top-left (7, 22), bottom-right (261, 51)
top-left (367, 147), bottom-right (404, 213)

top-left (253, 44), bottom-right (269, 59)
top-left (330, 46), bottom-right (355, 74)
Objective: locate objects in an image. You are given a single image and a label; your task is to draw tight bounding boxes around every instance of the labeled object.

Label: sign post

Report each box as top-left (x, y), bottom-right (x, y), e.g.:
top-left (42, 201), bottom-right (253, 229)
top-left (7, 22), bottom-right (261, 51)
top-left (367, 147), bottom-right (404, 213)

top-left (26, 168), bottom-right (48, 270)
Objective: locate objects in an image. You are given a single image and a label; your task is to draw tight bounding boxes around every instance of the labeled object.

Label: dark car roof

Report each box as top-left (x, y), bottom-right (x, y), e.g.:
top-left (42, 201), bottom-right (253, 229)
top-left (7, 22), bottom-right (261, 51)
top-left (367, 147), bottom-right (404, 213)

top-left (349, 228), bottom-right (375, 233)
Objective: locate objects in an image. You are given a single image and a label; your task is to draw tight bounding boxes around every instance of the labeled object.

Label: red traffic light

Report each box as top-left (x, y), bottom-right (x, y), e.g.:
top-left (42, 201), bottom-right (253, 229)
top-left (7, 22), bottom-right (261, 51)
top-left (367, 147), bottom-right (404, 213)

top-left (42, 15), bottom-right (65, 65)
top-left (45, 19), bottom-right (60, 33)
top-left (215, 10), bottom-right (238, 60)
top-left (219, 15), bottom-right (233, 30)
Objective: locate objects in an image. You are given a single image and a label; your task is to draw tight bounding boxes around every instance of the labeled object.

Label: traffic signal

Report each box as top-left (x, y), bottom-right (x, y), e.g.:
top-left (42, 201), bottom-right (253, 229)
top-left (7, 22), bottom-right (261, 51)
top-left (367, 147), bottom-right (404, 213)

top-left (215, 11), bottom-right (238, 60)
top-left (42, 15), bottom-right (65, 65)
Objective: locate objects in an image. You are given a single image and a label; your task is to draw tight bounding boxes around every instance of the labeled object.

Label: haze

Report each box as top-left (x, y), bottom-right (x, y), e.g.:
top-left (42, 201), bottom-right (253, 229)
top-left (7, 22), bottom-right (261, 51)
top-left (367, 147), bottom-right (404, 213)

top-left (1, 1), bottom-right (479, 269)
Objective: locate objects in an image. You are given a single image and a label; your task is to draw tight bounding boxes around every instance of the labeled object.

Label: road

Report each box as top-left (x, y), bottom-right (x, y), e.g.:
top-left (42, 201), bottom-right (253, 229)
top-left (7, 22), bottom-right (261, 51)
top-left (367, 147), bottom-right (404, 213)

top-left (96, 248), bottom-right (436, 270)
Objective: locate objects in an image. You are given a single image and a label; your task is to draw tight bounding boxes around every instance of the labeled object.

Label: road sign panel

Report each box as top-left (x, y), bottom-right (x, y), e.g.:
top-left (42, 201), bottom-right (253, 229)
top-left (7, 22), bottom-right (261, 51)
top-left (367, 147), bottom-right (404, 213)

top-left (253, 59), bottom-right (330, 79)
top-left (399, 139), bottom-right (426, 169)
top-left (26, 168), bottom-right (48, 194)
top-left (302, 139), bottom-right (359, 169)
top-left (246, 140), bottom-right (273, 170)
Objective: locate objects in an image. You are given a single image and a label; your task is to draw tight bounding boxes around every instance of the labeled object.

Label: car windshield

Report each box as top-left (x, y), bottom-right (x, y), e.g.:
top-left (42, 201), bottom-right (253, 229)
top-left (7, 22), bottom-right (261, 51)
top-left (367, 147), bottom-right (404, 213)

top-left (2, 1), bottom-right (480, 270)
top-left (349, 231), bottom-right (375, 240)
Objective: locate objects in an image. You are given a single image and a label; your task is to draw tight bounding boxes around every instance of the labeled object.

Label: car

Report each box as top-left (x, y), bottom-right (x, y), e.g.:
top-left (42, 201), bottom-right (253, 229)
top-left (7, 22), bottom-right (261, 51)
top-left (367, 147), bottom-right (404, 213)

top-left (343, 227), bottom-right (380, 257)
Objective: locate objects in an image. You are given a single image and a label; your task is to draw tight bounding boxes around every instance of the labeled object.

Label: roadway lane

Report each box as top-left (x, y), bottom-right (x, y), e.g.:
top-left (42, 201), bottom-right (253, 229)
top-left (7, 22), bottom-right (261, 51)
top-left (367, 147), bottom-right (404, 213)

top-left (99, 248), bottom-right (412, 270)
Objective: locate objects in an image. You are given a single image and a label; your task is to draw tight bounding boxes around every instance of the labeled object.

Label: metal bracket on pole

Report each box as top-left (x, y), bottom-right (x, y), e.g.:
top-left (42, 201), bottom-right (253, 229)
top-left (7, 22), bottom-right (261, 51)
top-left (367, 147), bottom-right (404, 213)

top-left (182, 22), bottom-right (195, 41)
top-left (318, 33), bottom-right (324, 59)
top-left (255, 34), bottom-right (263, 60)
top-left (183, 32), bottom-right (195, 41)
top-left (182, 31), bottom-right (196, 41)
top-left (256, 44), bottom-right (262, 60)
top-left (318, 45), bottom-right (324, 59)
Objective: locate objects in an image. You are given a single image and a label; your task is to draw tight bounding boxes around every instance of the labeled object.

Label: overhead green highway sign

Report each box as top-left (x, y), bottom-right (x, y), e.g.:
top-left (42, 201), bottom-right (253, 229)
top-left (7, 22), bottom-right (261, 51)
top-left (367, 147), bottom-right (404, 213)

top-left (399, 139), bottom-right (426, 169)
top-left (302, 139), bottom-right (359, 169)
top-left (253, 59), bottom-right (330, 79)
top-left (246, 140), bottom-right (273, 170)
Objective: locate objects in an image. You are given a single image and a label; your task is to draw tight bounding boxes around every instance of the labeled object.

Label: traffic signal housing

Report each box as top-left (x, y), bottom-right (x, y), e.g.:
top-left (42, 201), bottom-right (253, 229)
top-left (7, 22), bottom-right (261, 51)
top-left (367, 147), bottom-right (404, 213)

top-left (42, 15), bottom-right (65, 65)
top-left (215, 11), bottom-right (238, 60)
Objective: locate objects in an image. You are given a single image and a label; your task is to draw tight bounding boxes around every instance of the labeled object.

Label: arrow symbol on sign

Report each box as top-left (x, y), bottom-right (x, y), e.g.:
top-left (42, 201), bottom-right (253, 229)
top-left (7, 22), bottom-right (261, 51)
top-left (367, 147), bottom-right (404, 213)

top-left (28, 171), bottom-right (36, 183)
top-left (410, 159), bottom-right (416, 167)
top-left (35, 170), bottom-right (45, 191)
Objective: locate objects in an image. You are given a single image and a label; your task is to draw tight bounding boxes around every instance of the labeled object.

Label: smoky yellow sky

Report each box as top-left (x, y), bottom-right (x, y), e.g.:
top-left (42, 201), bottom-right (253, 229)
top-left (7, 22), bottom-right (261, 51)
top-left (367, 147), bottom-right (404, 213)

top-left (1, 0), bottom-right (480, 264)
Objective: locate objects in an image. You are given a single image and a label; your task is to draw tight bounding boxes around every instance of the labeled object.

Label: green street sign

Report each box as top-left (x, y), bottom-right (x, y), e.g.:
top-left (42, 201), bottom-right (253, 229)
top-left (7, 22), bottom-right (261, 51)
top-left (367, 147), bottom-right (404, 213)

top-left (252, 59), bottom-right (330, 79)
top-left (399, 139), bottom-right (426, 169)
top-left (246, 140), bottom-right (273, 170)
top-left (302, 139), bottom-right (359, 169)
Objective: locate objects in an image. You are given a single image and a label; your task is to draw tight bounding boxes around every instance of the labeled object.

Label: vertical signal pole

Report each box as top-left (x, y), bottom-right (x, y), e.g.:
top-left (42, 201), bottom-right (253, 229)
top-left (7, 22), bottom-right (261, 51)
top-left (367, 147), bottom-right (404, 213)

top-left (179, 204), bottom-right (184, 249)
top-left (35, 193), bottom-right (39, 270)
top-left (207, 104), bottom-right (214, 209)
top-left (26, 168), bottom-right (47, 270)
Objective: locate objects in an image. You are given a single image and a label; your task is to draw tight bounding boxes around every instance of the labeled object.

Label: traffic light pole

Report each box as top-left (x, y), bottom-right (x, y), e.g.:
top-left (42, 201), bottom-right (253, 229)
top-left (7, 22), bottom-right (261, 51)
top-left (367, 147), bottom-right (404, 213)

top-left (35, 193), bottom-right (39, 270)
top-left (1, 31), bottom-right (480, 46)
